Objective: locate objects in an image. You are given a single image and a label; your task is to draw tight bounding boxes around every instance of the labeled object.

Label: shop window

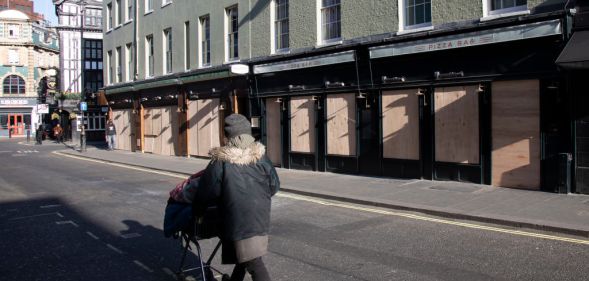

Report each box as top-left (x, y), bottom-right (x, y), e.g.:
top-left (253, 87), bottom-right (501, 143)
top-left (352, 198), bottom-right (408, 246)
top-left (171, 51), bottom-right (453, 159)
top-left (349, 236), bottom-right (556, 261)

top-left (3, 75), bottom-right (25, 94)
top-left (86, 112), bottom-right (106, 131)
top-left (326, 94), bottom-right (356, 156)
top-left (319, 0), bottom-right (341, 44)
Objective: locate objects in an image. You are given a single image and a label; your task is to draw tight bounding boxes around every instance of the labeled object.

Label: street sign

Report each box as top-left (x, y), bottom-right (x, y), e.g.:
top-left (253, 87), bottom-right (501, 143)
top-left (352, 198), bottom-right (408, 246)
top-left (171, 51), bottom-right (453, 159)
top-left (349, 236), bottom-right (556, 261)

top-left (80, 102), bottom-right (88, 111)
top-left (37, 104), bottom-right (49, 114)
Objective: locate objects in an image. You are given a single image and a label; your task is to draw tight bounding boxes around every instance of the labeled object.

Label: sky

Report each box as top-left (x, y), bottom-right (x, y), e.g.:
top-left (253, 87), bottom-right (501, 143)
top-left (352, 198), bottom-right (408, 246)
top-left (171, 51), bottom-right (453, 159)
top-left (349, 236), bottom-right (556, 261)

top-left (33, 0), bottom-right (58, 25)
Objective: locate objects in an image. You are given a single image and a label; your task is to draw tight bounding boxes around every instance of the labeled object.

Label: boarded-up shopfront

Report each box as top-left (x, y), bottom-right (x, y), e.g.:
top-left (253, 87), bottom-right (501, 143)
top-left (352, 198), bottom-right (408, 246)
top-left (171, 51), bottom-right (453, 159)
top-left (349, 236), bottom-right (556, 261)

top-left (112, 109), bottom-right (133, 151)
top-left (187, 99), bottom-right (223, 157)
top-left (143, 106), bottom-right (180, 156)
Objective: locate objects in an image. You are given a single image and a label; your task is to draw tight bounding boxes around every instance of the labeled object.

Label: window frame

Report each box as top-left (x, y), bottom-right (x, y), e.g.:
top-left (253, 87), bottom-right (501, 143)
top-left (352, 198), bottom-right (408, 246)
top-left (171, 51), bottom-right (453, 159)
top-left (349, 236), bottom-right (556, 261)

top-left (116, 0), bottom-right (122, 26)
top-left (318, 0), bottom-right (342, 45)
top-left (2, 75), bottom-right (26, 95)
top-left (145, 0), bottom-right (153, 14)
top-left (225, 5), bottom-right (239, 62)
top-left (116, 46), bottom-right (122, 83)
top-left (145, 35), bottom-right (154, 77)
top-left (184, 21), bottom-right (190, 70)
top-left (199, 15), bottom-right (211, 67)
top-left (126, 43), bottom-right (133, 82)
top-left (106, 50), bottom-right (113, 85)
top-left (483, 0), bottom-right (528, 17)
top-left (163, 28), bottom-right (173, 74)
top-left (271, 0), bottom-right (289, 53)
top-left (107, 3), bottom-right (112, 30)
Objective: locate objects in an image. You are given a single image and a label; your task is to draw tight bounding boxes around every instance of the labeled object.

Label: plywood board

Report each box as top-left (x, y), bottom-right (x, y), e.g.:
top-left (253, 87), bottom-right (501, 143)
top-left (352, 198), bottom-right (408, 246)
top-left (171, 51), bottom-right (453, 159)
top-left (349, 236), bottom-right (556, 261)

top-left (492, 80), bottom-right (540, 189)
top-left (160, 107), bottom-right (172, 156)
top-left (266, 99), bottom-right (282, 165)
top-left (434, 85), bottom-right (480, 164)
top-left (326, 93), bottom-right (356, 156)
top-left (382, 89), bottom-right (420, 160)
top-left (171, 108), bottom-right (180, 156)
top-left (112, 109), bottom-right (132, 151)
top-left (187, 100), bottom-right (199, 156)
top-left (152, 108), bottom-right (162, 155)
top-left (290, 96), bottom-right (315, 153)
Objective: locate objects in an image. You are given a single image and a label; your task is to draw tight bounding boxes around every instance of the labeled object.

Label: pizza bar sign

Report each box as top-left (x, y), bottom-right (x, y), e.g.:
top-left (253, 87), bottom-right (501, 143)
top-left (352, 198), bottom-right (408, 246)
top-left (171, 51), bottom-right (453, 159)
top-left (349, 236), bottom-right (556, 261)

top-left (415, 35), bottom-right (493, 52)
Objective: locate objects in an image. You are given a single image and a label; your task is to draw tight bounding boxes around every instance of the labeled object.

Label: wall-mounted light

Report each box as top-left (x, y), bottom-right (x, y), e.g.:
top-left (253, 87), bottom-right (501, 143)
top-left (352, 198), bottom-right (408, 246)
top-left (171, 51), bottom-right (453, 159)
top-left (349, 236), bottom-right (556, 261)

top-left (288, 84), bottom-right (305, 91)
top-left (219, 101), bottom-right (226, 110)
top-left (356, 92), bottom-right (366, 99)
top-left (124, 99), bottom-right (131, 103)
top-left (417, 88), bottom-right (427, 106)
top-left (477, 84), bottom-right (485, 92)
top-left (275, 97), bottom-right (283, 103)
top-left (109, 101), bottom-right (115, 105)
top-left (547, 81), bottom-right (560, 90)
top-left (212, 88), bottom-right (217, 93)
top-left (312, 96), bottom-right (322, 110)
top-left (382, 76), bottom-right (406, 84)
top-left (167, 94), bottom-right (176, 99)
top-left (153, 96), bottom-right (162, 101)
top-left (141, 97), bottom-right (148, 102)
top-left (132, 109), bottom-right (138, 114)
top-left (325, 81), bottom-right (345, 88)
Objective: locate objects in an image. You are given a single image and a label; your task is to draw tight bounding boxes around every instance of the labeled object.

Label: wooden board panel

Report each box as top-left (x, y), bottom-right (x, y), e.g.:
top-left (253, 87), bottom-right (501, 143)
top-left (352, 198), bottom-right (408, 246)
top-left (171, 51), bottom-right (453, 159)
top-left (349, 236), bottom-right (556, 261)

top-left (171, 107), bottom-right (179, 156)
top-left (152, 108), bottom-right (162, 155)
top-left (266, 99), bottom-right (282, 165)
top-left (382, 89), bottom-right (420, 160)
top-left (160, 107), bottom-right (172, 156)
top-left (290, 96), bottom-right (315, 153)
top-left (434, 85), bottom-right (480, 164)
top-left (187, 100), bottom-right (199, 156)
top-left (112, 109), bottom-right (132, 151)
top-left (492, 80), bottom-right (540, 189)
top-left (195, 99), bottom-right (221, 157)
top-left (326, 93), bottom-right (356, 156)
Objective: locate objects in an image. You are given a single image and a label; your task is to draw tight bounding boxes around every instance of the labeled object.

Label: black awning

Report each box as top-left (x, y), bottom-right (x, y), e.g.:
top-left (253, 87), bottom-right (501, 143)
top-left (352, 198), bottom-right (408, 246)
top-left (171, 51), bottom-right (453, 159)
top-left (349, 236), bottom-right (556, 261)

top-left (556, 31), bottom-right (589, 69)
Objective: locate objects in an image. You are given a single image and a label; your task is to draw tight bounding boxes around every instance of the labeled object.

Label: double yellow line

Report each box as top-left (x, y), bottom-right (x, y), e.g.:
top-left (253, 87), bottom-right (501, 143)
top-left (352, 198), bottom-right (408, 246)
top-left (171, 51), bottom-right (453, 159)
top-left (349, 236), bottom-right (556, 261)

top-left (55, 151), bottom-right (589, 246)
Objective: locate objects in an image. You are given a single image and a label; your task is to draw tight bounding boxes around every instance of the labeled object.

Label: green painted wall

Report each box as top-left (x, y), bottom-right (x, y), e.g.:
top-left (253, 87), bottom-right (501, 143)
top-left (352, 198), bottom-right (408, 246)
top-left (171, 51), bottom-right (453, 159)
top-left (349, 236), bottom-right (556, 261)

top-left (342, 0), bottom-right (397, 40)
top-left (432, 0), bottom-right (482, 25)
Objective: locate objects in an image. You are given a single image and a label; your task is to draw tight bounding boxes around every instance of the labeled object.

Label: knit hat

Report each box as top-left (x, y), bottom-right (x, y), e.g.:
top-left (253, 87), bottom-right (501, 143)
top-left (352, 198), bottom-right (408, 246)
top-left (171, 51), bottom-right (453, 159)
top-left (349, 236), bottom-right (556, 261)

top-left (224, 114), bottom-right (252, 138)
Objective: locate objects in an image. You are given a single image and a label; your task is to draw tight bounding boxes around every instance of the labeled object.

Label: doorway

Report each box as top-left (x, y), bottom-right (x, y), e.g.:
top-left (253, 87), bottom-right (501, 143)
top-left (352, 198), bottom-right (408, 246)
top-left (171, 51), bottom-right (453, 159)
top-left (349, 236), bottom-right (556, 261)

top-left (7, 114), bottom-right (24, 136)
top-left (358, 93), bottom-right (381, 175)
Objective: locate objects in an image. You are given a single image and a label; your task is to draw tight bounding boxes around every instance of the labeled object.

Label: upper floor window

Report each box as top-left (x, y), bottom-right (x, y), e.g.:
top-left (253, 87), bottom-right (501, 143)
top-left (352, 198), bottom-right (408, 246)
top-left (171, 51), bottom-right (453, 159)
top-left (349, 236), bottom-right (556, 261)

top-left (85, 9), bottom-right (103, 27)
top-left (107, 50), bottom-right (113, 84)
top-left (126, 43), bottom-right (133, 81)
top-left (226, 5), bottom-right (239, 61)
top-left (162, 0), bottom-right (172, 6)
top-left (488, 0), bottom-right (527, 15)
top-left (145, 0), bottom-right (153, 13)
top-left (116, 0), bottom-right (122, 26)
top-left (8, 49), bottom-right (19, 64)
top-left (7, 24), bottom-right (20, 38)
top-left (107, 3), bottom-right (112, 29)
top-left (200, 15), bottom-right (211, 66)
top-left (116, 47), bottom-right (122, 82)
top-left (146, 35), bottom-right (154, 77)
top-left (273, 0), bottom-right (289, 52)
top-left (3, 75), bottom-right (25, 94)
top-left (184, 21), bottom-right (190, 70)
top-left (164, 28), bottom-right (173, 73)
top-left (404, 0), bottom-right (431, 29)
top-left (126, 0), bottom-right (133, 21)
top-left (320, 0), bottom-right (341, 44)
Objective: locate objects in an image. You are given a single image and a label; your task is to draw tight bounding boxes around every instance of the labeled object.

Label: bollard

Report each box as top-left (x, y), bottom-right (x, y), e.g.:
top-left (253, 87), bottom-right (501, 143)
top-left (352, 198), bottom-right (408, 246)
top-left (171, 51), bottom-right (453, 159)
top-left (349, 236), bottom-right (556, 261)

top-left (27, 129), bottom-right (30, 143)
top-left (8, 128), bottom-right (12, 139)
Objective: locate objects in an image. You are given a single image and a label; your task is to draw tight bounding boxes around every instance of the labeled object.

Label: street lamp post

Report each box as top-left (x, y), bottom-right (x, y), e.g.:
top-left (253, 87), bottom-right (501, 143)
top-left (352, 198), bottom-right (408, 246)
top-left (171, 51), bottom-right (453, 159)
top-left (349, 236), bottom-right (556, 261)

top-left (79, 0), bottom-right (87, 152)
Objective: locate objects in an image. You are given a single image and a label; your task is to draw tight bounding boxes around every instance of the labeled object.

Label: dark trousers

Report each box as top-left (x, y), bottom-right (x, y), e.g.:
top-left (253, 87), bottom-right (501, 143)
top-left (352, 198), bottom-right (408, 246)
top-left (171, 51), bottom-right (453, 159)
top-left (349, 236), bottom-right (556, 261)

top-left (229, 257), bottom-right (271, 281)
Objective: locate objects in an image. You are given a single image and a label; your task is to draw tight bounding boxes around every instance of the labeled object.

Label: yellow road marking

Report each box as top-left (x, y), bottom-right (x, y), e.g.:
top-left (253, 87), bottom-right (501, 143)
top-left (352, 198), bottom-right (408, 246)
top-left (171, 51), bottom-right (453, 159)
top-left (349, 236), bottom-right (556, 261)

top-left (54, 151), bottom-right (589, 245)
top-left (277, 193), bottom-right (589, 245)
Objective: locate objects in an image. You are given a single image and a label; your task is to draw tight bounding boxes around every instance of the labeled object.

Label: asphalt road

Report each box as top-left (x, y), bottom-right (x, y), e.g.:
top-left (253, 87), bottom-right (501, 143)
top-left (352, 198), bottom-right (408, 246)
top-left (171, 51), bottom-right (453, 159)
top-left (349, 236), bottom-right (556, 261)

top-left (1, 139), bottom-right (588, 281)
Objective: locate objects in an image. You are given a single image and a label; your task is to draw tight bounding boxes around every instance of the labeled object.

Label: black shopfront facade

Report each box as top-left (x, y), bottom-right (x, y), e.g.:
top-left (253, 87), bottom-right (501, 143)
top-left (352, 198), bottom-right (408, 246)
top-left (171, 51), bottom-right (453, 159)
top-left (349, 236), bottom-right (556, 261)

top-left (254, 13), bottom-right (576, 192)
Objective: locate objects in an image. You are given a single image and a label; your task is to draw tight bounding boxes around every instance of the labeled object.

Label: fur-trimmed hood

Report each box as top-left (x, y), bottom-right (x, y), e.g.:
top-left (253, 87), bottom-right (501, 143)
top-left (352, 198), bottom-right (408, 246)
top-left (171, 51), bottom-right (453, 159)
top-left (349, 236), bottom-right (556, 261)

top-left (209, 142), bottom-right (266, 165)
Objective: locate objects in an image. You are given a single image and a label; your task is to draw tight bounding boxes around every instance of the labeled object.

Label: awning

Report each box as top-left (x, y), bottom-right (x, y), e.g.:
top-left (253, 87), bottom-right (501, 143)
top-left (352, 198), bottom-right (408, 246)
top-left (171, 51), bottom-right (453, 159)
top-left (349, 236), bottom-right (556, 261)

top-left (556, 31), bottom-right (589, 69)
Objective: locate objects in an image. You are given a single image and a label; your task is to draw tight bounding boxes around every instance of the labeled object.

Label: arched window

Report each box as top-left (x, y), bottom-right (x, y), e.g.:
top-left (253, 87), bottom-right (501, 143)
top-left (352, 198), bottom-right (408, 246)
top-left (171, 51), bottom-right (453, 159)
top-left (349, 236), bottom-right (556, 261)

top-left (3, 75), bottom-right (26, 94)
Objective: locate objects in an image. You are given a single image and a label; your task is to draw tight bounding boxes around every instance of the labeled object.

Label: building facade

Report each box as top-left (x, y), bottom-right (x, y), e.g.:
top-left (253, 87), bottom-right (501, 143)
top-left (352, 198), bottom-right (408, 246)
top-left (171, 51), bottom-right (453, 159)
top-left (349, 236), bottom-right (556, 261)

top-left (53, 0), bottom-right (105, 141)
top-left (0, 9), bottom-right (59, 138)
top-left (0, 0), bottom-right (45, 23)
top-left (103, 0), bottom-right (586, 194)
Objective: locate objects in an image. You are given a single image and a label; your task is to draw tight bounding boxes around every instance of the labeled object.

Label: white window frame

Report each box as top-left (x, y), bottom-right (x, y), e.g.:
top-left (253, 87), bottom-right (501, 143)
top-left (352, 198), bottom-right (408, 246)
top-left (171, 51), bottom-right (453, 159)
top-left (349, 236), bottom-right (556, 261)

top-left (317, 0), bottom-right (342, 46)
top-left (162, 0), bottom-right (172, 7)
top-left (145, 0), bottom-right (153, 14)
top-left (145, 35), bottom-right (154, 77)
top-left (7, 24), bottom-right (20, 38)
top-left (107, 3), bottom-right (112, 30)
top-left (8, 49), bottom-right (19, 64)
top-left (225, 5), bottom-right (239, 62)
top-left (399, 0), bottom-right (432, 31)
top-left (271, 0), bottom-right (289, 54)
top-left (115, 0), bottom-right (122, 26)
top-left (163, 28), bottom-right (173, 74)
top-left (106, 50), bottom-right (112, 85)
top-left (482, 0), bottom-right (529, 18)
top-left (199, 15), bottom-right (211, 67)
top-left (86, 112), bottom-right (106, 131)
top-left (116, 47), bottom-right (122, 83)
top-left (125, 43), bottom-right (133, 81)
top-left (126, 0), bottom-right (133, 22)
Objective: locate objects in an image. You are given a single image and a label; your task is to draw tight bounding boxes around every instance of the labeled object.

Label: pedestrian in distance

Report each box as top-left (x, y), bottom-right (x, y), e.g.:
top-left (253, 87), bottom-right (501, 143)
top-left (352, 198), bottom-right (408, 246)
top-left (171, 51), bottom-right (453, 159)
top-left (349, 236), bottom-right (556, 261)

top-left (35, 124), bottom-right (43, 145)
top-left (195, 113), bottom-right (280, 281)
top-left (53, 124), bottom-right (63, 143)
top-left (105, 119), bottom-right (117, 150)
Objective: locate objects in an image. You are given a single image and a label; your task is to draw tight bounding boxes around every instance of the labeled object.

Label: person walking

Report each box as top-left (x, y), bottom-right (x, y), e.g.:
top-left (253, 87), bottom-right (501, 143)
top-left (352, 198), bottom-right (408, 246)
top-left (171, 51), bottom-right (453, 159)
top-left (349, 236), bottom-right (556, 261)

top-left (53, 124), bottom-right (63, 143)
top-left (195, 113), bottom-right (280, 281)
top-left (105, 119), bottom-right (117, 150)
top-left (35, 124), bottom-right (43, 145)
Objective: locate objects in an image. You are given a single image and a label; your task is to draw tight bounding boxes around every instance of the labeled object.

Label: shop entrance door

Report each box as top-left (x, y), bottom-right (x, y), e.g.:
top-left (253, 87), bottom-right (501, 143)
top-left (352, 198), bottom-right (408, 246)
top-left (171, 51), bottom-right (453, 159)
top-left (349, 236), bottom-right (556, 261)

top-left (358, 93), bottom-right (381, 175)
top-left (8, 114), bottom-right (24, 136)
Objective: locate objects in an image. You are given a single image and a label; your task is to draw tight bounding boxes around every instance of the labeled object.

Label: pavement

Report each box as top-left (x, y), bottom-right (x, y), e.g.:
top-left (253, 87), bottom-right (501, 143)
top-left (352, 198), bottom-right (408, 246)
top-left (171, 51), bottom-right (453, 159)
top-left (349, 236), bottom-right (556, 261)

top-left (52, 142), bottom-right (589, 238)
